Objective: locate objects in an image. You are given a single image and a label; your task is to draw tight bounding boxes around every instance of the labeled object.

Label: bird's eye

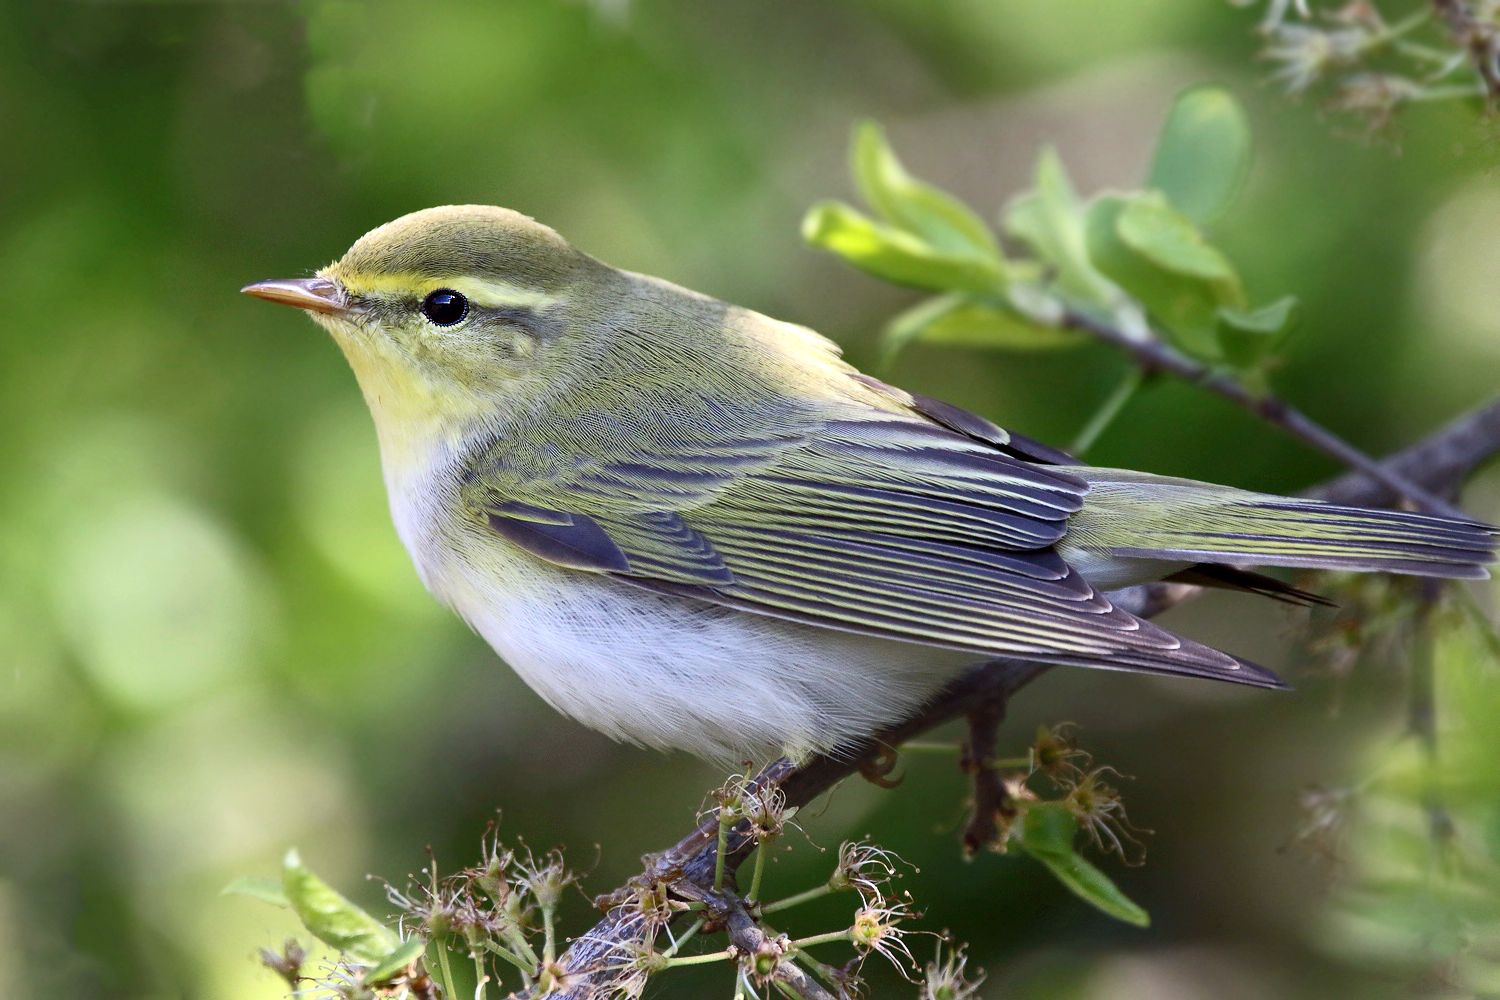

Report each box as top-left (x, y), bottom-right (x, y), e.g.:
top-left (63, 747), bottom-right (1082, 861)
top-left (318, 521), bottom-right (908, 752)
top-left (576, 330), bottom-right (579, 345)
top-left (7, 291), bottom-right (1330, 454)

top-left (421, 289), bottom-right (469, 326)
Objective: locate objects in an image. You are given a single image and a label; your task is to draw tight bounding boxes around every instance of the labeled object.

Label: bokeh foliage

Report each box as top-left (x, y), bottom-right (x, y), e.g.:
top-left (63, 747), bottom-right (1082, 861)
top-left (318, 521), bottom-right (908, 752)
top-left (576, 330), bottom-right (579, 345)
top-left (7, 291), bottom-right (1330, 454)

top-left (1, 1), bottom-right (1497, 998)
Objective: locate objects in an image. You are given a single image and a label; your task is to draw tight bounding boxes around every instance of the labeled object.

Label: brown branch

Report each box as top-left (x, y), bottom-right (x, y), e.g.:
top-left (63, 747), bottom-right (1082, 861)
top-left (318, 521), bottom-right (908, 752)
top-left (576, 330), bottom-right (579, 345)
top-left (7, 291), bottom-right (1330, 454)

top-left (1431, 0), bottom-right (1500, 106)
top-left (719, 898), bottom-right (838, 1000)
top-left (1313, 395), bottom-right (1500, 508)
top-left (1058, 308), bottom-right (1467, 518)
top-left (511, 395), bottom-right (1500, 999)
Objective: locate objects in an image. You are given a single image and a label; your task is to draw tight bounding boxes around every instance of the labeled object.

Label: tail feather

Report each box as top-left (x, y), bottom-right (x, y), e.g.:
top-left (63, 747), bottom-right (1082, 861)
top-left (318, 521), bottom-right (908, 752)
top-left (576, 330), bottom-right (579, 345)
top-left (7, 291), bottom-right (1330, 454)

top-left (1070, 469), bottom-right (1497, 581)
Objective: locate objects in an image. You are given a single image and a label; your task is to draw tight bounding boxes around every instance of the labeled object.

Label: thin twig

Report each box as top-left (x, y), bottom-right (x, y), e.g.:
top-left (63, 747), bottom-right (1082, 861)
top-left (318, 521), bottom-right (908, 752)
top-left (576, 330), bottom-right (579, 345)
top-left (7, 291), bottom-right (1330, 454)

top-left (509, 396), bottom-right (1500, 999)
top-left (1070, 367), bottom-right (1148, 456)
top-left (1410, 578), bottom-right (1457, 848)
top-left (1059, 308), bottom-right (1467, 518)
top-left (1431, 0), bottom-right (1500, 105)
top-left (960, 699), bottom-right (1014, 855)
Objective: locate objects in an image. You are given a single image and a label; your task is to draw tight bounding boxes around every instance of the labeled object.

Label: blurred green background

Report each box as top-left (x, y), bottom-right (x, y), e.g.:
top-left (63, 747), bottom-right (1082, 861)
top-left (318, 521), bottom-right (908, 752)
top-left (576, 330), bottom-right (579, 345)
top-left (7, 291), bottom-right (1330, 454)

top-left (3, 1), bottom-right (1498, 997)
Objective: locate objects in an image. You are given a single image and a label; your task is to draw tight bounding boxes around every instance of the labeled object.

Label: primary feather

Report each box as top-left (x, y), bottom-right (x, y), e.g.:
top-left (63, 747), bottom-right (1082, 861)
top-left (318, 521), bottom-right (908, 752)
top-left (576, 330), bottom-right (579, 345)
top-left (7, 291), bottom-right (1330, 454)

top-left (257, 205), bottom-right (1496, 758)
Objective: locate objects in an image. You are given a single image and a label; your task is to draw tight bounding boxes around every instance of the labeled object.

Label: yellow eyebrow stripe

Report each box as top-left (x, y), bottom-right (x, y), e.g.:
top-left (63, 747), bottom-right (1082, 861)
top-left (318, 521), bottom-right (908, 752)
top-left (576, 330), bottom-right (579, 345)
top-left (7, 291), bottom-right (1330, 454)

top-left (326, 270), bottom-right (559, 310)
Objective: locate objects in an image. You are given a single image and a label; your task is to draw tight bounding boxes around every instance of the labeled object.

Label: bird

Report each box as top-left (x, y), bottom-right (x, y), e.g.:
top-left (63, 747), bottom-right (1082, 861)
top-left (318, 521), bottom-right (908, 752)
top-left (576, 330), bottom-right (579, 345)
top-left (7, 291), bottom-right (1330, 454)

top-left (243, 205), bottom-right (1496, 761)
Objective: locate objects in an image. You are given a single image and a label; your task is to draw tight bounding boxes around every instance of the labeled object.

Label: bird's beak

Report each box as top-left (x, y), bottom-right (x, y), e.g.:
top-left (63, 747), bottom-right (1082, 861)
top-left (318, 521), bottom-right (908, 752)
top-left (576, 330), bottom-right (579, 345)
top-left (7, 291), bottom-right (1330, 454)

top-left (241, 277), bottom-right (350, 315)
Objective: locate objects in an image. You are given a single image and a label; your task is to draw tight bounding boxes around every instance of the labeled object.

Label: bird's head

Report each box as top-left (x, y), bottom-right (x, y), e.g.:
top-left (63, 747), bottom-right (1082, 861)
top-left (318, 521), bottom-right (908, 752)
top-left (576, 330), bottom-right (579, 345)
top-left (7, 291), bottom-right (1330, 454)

top-left (243, 205), bottom-right (614, 455)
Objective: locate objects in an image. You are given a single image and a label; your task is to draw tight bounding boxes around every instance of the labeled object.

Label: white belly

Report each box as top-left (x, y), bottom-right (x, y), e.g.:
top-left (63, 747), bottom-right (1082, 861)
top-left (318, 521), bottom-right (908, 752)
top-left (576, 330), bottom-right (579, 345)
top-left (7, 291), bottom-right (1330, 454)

top-left (426, 526), bottom-right (972, 760)
top-left (1058, 544), bottom-right (1188, 589)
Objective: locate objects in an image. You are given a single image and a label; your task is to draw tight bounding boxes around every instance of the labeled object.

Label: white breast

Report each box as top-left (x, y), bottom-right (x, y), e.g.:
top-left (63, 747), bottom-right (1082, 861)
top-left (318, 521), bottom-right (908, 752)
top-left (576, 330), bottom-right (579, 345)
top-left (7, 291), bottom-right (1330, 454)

top-left (440, 533), bottom-right (973, 759)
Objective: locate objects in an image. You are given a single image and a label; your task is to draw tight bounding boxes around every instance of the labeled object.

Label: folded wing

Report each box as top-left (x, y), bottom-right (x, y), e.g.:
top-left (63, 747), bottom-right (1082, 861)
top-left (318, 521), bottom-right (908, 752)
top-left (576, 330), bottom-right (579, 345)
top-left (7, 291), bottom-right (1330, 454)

top-left (477, 411), bottom-right (1286, 689)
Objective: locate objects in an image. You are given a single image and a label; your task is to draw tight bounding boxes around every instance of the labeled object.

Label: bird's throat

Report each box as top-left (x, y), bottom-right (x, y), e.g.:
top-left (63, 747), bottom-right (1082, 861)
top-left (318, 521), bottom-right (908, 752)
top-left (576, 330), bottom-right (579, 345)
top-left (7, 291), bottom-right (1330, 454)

top-left (322, 323), bottom-right (487, 490)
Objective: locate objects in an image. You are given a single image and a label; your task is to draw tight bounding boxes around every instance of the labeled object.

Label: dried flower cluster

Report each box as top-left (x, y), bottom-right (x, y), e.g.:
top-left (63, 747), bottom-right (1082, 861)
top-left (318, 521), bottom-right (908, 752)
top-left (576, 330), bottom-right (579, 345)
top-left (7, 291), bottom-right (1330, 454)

top-left (377, 824), bottom-right (581, 998)
top-left (1239, 0), bottom-right (1500, 131)
top-left (1020, 724), bottom-right (1150, 865)
top-left (255, 728), bottom-right (1156, 999)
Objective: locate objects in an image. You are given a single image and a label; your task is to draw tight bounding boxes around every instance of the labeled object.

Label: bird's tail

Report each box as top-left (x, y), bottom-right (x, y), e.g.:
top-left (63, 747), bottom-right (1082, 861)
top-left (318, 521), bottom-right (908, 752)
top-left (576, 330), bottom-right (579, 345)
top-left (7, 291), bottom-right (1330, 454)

top-left (1065, 468), bottom-right (1497, 580)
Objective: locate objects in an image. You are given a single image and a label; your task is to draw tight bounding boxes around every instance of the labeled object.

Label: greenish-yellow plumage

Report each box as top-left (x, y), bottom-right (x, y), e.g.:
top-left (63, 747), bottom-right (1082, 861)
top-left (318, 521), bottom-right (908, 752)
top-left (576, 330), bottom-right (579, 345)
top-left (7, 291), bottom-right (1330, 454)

top-left (244, 205), bottom-right (1496, 759)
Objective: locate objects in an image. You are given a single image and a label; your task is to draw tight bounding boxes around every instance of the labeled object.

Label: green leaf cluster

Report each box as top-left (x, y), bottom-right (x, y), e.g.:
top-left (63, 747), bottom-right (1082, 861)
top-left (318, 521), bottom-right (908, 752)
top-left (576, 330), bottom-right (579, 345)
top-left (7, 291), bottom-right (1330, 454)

top-left (806, 87), bottom-right (1298, 376)
top-left (803, 122), bottom-right (1008, 297)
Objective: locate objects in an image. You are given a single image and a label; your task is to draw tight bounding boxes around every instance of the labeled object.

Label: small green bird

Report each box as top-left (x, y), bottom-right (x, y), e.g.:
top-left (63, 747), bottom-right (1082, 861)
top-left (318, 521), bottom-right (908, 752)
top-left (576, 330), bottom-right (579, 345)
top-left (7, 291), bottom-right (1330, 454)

top-left (245, 206), bottom-right (1495, 760)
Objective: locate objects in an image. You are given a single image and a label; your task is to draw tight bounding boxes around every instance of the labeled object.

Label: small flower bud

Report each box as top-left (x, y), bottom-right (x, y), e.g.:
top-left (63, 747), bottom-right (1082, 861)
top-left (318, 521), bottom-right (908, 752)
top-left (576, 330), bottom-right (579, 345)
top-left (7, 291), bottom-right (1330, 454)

top-left (1030, 723), bottom-right (1090, 784)
top-left (830, 840), bottom-right (911, 901)
top-left (1065, 768), bottom-right (1149, 864)
top-left (850, 894), bottom-right (919, 971)
top-left (257, 938), bottom-right (305, 988)
top-left (921, 940), bottom-right (984, 1000)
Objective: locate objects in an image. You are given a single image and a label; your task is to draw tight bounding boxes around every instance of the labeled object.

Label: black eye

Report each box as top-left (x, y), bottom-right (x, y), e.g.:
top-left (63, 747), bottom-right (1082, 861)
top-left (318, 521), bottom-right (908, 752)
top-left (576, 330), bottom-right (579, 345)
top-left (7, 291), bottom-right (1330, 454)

top-left (421, 289), bottom-right (469, 326)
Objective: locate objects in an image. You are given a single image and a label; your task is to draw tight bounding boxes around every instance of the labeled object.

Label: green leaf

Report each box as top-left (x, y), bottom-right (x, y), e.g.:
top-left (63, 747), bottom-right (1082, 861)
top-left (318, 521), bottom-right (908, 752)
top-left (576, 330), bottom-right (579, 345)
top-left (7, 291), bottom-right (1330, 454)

top-left (924, 301), bottom-right (1085, 352)
top-left (1083, 192), bottom-right (1244, 360)
top-left (221, 875), bottom-right (290, 909)
top-left (1032, 847), bottom-right (1152, 928)
top-left (802, 200), bottom-right (1006, 294)
top-left (1148, 85), bottom-right (1252, 224)
top-left (927, 299), bottom-right (1086, 353)
top-left (1115, 195), bottom-right (1241, 288)
top-left (852, 121), bottom-right (1003, 261)
top-left (1018, 801), bottom-right (1081, 858)
top-left (881, 292), bottom-right (1084, 364)
top-left (364, 937), bottom-right (428, 986)
top-left (282, 848), bottom-right (401, 965)
top-left (1216, 295), bottom-right (1298, 369)
top-left (1019, 804), bottom-right (1151, 928)
top-left (1003, 147), bottom-right (1120, 308)
top-left (880, 293), bottom-right (968, 365)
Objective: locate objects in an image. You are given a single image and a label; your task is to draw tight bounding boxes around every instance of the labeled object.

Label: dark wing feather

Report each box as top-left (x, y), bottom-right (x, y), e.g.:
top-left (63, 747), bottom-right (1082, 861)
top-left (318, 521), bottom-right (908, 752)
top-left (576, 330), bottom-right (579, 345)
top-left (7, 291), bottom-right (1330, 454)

top-left (850, 372), bottom-right (1079, 465)
top-left (487, 502), bottom-right (631, 572)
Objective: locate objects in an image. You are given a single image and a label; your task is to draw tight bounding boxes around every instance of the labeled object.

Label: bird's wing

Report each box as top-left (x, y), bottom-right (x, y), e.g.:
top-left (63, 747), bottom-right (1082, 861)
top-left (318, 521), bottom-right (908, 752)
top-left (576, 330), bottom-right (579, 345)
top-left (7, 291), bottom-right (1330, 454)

top-left (469, 405), bottom-right (1284, 688)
